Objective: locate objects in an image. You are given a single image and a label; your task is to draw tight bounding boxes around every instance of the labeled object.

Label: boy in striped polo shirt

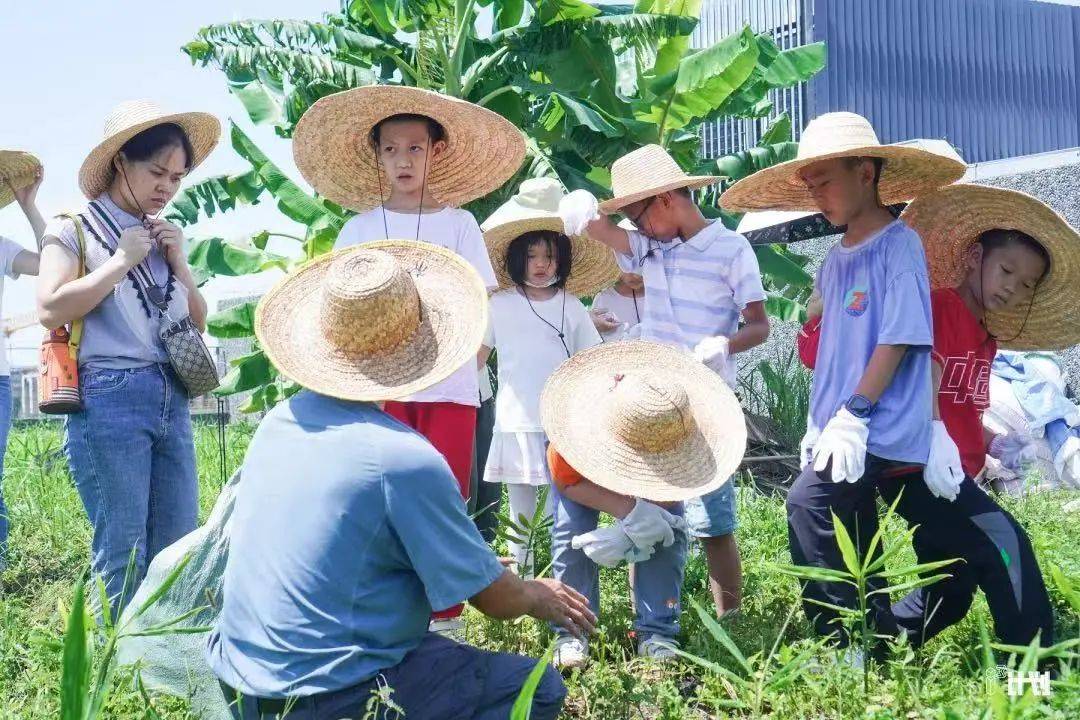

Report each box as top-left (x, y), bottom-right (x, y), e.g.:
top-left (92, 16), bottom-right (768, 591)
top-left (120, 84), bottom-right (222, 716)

top-left (560, 144), bottom-right (770, 629)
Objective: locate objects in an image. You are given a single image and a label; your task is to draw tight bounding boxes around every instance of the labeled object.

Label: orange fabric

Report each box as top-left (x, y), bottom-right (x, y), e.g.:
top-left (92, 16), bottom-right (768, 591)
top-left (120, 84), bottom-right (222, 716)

top-left (547, 445), bottom-right (585, 490)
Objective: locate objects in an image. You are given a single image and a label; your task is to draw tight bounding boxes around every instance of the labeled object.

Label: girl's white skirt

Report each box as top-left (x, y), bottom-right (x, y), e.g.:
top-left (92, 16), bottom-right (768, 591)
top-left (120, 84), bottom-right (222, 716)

top-left (484, 431), bottom-right (551, 486)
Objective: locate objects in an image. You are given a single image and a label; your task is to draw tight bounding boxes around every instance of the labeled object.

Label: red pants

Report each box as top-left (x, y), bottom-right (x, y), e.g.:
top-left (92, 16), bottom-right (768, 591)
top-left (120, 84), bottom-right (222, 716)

top-left (383, 400), bottom-right (478, 621)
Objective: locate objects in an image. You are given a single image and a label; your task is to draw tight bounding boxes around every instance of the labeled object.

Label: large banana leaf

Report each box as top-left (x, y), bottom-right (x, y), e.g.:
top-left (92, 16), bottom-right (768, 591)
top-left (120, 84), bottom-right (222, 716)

top-left (537, 0), bottom-right (601, 25)
top-left (206, 301), bottom-right (257, 339)
top-left (229, 122), bottom-right (347, 229)
top-left (635, 26), bottom-right (760, 140)
top-left (166, 170), bottom-right (266, 227)
top-left (187, 237), bottom-right (288, 284)
top-left (715, 142), bottom-right (798, 188)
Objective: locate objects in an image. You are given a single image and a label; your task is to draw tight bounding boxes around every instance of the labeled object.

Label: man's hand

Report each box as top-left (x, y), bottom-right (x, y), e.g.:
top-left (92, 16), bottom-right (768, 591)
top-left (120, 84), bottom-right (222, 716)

top-left (619, 499), bottom-right (686, 548)
top-left (693, 336), bottom-right (730, 375)
top-left (559, 189), bottom-right (600, 237)
top-left (146, 218), bottom-right (188, 274)
top-left (925, 420), bottom-right (963, 501)
top-left (11, 166), bottom-right (43, 209)
top-left (525, 578), bottom-right (597, 640)
top-left (590, 308), bottom-right (621, 334)
top-left (571, 525), bottom-right (643, 567)
top-left (812, 408), bottom-right (870, 483)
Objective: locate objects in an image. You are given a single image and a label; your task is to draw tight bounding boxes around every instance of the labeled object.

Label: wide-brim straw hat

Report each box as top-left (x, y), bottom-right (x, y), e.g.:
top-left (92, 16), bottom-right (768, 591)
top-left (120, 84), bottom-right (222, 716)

top-left (0, 151), bottom-right (42, 210)
top-left (79, 100), bottom-right (221, 199)
top-left (540, 340), bottom-right (747, 502)
top-left (293, 86), bottom-right (526, 213)
top-left (720, 112), bottom-right (966, 212)
top-left (255, 240), bottom-right (488, 401)
top-left (483, 177), bottom-right (620, 297)
top-left (901, 184), bottom-right (1080, 351)
top-left (598, 144), bottom-right (721, 215)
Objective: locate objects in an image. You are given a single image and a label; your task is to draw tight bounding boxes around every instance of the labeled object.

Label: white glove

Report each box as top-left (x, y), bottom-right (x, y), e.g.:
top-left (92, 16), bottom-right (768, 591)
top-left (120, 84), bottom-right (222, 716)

top-left (571, 526), bottom-right (654, 567)
top-left (988, 432), bottom-right (1040, 473)
top-left (693, 336), bottom-right (730, 374)
top-left (558, 189), bottom-right (600, 237)
top-left (619, 500), bottom-right (687, 550)
top-left (924, 420), bottom-right (964, 502)
top-left (812, 408), bottom-right (870, 483)
top-left (799, 418), bottom-right (820, 469)
top-left (1054, 435), bottom-right (1080, 490)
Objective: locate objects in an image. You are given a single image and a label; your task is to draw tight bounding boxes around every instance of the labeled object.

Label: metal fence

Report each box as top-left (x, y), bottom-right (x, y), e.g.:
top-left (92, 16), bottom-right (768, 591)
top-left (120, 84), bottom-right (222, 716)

top-left (695, 0), bottom-right (1080, 164)
top-left (694, 0), bottom-right (810, 158)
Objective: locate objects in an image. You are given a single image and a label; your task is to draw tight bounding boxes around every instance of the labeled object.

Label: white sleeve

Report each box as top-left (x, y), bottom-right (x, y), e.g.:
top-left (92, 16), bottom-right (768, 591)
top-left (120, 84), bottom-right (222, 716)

top-left (568, 296), bottom-right (602, 353)
top-left (483, 298), bottom-right (496, 348)
top-left (0, 237), bottom-right (26, 279)
top-left (334, 215), bottom-right (361, 249)
top-left (625, 230), bottom-right (651, 267)
top-left (730, 237), bottom-right (767, 308)
top-left (456, 212), bottom-right (498, 289)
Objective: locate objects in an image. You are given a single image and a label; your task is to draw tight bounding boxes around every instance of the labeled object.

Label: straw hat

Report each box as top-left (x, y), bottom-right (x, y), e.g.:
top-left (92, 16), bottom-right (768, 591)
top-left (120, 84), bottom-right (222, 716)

top-left (79, 101), bottom-right (221, 199)
top-left (540, 340), bottom-right (747, 502)
top-left (720, 112), bottom-right (966, 212)
top-left (0, 151), bottom-right (41, 210)
top-left (901, 184), bottom-right (1080, 351)
top-left (293, 86), bottom-right (526, 213)
top-left (598, 144), bottom-right (721, 215)
top-left (255, 240), bottom-right (488, 401)
top-left (482, 177), bottom-right (620, 297)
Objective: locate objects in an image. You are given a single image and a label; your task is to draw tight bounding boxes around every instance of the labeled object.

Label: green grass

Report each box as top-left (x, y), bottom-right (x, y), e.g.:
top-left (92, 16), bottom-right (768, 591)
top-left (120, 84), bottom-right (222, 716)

top-left (0, 421), bottom-right (1078, 718)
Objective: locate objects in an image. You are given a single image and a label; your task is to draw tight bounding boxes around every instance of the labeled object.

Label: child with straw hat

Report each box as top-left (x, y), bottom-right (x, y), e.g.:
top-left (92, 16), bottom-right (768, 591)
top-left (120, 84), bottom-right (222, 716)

top-left (540, 340), bottom-right (747, 667)
top-left (208, 241), bottom-right (593, 719)
top-left (557, 143), bottom-right (772, 631)
top-left (293, 86), bottom-right (525, 629)
top-left (721, 111), bottom-right (966, 655)
top-left (795, 184), bottom-right (1070, 651)
top-left (0, 150), bottom-right (46, 566)
top-left (477, 177), bottom-right (616, 576)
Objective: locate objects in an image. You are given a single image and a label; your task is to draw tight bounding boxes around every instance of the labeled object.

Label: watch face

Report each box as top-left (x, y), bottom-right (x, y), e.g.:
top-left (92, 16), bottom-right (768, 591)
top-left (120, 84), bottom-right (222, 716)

top-left (847, 395), bottom-right (873, 417)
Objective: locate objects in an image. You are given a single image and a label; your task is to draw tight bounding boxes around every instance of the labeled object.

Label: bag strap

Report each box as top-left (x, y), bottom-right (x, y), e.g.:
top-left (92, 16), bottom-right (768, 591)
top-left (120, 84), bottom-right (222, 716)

top-left (58, 214), bottom-right (87, 360)
top-left (86, 200), bottom-right (171, 314)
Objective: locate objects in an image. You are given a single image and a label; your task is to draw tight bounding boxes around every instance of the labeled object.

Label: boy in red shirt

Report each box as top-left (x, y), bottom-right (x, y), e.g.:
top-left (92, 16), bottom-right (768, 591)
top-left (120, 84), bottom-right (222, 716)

top-left (798, 185), bottom-right (1077, 648)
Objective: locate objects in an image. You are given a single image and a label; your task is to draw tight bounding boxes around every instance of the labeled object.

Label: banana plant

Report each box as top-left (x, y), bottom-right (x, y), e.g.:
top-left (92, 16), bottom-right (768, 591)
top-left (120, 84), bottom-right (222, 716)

top-left (176, 0), bottom-right (826, 411)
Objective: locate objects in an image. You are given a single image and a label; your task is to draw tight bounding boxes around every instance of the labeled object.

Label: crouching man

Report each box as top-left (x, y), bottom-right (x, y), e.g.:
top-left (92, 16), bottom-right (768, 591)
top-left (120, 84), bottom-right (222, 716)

top-left (207, 241), bottom-right (595, 720)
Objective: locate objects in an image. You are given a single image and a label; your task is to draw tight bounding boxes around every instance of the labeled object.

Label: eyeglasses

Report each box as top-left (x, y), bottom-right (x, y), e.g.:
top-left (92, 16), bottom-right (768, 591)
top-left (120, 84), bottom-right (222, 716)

top-left (625, 197), bottom-right (655, 228)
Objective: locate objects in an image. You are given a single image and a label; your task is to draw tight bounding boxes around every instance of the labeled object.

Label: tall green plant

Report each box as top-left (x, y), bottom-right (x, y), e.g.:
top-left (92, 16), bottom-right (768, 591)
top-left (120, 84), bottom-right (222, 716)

top-left (58, 556), bottom-right (208, 720)
top-left (176, 0), bottom-right (825, 411)
top-left (775, 492), bottom-right (957, 696)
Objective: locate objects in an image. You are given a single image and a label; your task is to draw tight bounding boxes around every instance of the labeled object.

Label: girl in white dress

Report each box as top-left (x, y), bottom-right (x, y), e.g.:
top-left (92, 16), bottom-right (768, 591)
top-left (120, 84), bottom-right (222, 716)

top-left (479, 178), bottom-right (615, 573)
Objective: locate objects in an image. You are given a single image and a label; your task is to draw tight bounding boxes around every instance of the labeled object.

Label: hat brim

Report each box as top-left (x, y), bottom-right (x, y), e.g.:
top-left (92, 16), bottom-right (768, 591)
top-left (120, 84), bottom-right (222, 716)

top-left (901, 184), bottom-right (1080, 351)
top-left (540, 341), bottom-right (747, 502)
top-left (599, 175), bottom-right (721, 215)
top-left (719, 145), bottom-right (966, 213)
top-left (78, 112), bottom-right (220, 200)
top-left (0, 151), bottom-right (42, 211)
top-left (255, 240), bottom-right (489, 401)
top-left (483, 213), bottom-right (621, 297)
top-left (293, 86), bottom-right (526, 213)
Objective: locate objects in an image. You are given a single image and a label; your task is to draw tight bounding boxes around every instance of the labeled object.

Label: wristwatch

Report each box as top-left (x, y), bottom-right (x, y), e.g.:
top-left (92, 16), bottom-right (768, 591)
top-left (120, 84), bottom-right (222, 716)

top-left (844, 394), bottom-right (875, 419)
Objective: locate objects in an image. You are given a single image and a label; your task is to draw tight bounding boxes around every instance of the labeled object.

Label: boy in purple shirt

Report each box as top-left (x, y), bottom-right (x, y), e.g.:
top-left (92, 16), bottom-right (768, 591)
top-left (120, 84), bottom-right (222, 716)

top-left (721, 112), bottom-right (965, 654)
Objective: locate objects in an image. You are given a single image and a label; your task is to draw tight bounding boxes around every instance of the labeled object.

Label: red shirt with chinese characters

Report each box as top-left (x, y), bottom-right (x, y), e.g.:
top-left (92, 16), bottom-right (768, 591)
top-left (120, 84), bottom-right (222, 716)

top-left (931, 287), bottom-right (995, 477)
top-left (797, 287), bottom-right (993, 477)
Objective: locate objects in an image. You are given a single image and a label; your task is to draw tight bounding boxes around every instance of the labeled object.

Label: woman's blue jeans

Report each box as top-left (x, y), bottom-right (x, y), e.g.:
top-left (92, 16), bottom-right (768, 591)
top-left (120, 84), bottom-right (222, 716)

top-left (65, 364), bottom-right (198, 612)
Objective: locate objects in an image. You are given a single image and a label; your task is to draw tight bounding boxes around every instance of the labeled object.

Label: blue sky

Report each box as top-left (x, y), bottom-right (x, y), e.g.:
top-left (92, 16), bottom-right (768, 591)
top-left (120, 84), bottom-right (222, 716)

top-left (0, 1), bottom-right (331, 367)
